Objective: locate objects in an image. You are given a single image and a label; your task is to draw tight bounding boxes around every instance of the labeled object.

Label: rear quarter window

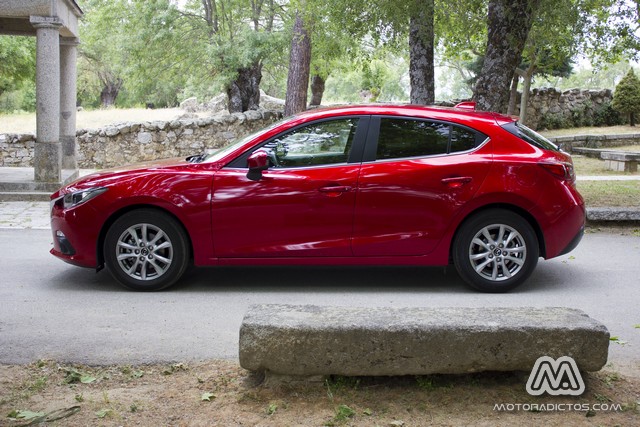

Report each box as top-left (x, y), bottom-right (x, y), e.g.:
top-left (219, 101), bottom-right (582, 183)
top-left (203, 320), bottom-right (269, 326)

top-left (502, 121), bottom-right (559, 151)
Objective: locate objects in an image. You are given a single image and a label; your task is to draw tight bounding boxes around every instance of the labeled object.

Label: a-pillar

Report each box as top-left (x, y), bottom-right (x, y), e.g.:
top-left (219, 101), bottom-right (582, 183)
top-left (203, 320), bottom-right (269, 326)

top-left (30, 16), bottom-right (62, 183)
top-left (60, 37), bottom-right (79, 171)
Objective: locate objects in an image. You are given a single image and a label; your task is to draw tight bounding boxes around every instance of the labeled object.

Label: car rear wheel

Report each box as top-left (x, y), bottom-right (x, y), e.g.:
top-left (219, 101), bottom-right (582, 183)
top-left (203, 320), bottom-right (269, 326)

top-left (104, 209), bottom-right (189, 291)
top-left (453, 209), bottom-right (539, 293)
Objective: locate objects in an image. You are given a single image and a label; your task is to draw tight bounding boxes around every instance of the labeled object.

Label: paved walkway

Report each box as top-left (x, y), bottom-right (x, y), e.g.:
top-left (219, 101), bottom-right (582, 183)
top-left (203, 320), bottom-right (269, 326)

top-left (0, 201), bottom-right (51, 229)
top-left (577, 175), bottom-right (640, 181)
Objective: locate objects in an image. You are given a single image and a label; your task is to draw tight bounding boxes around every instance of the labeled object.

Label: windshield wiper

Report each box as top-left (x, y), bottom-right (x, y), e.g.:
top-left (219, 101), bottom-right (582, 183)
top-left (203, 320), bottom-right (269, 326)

top-left (186, 153), bottom-right (206, 163)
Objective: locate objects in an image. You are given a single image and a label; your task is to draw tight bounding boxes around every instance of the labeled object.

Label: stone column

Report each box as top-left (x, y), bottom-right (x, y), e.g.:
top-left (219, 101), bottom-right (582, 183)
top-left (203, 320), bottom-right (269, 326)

top-left (30, 17), bottom-right (62, 183)
top-left (60, 37), bottom-right (79, 171)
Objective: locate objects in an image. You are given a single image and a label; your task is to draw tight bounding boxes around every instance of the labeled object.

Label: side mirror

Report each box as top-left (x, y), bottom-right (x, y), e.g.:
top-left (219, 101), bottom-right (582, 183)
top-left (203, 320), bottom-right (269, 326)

top-left (246, 149), bottom-right (269, 181)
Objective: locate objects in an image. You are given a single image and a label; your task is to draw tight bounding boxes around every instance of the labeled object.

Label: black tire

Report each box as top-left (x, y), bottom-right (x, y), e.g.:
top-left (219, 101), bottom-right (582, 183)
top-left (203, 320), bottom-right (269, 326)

top-left (104, 209), bottom-right (190, 291)
top-left (453, 209), bottom-right (539, 293)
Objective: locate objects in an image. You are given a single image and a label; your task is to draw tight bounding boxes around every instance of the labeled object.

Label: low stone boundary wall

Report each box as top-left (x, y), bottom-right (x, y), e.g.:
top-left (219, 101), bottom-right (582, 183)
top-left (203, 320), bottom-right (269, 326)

top-left (0, 110), bottom-right (282, 169)
top-left (239, 305), bottom-right (609, 378)
top-left (547, 133), bottom-right (640, 153)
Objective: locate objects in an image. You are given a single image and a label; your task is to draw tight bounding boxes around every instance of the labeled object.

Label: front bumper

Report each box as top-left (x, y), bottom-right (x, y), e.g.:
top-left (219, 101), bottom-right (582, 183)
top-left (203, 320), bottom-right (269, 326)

top-left (50, 201), bottom-right (103, 268)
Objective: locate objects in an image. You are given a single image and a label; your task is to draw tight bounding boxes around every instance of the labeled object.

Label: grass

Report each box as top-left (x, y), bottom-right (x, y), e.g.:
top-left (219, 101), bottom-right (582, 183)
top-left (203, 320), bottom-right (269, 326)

top-left (577, 180), bottom-right (640, 207)
top-left (572, 155), bottom-right (640, 176)
top-left (608, 145), bottom-right (640, 152)
top-left (540, 125), bottom-right (640, 137)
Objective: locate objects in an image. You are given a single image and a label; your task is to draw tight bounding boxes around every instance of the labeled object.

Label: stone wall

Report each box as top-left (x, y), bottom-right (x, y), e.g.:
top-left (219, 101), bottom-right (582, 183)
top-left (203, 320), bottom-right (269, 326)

top-left (0, 110), bottom-right (283, 169)
top-left (516, 88), bottom-right (619, 130)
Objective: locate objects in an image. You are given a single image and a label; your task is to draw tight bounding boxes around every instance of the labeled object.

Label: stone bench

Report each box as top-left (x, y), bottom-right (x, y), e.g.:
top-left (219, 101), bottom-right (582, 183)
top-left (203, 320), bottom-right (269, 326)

top-left (239, 305), bottom-right (609, 378)
top-left (600, 151), bottom-right (640, 173)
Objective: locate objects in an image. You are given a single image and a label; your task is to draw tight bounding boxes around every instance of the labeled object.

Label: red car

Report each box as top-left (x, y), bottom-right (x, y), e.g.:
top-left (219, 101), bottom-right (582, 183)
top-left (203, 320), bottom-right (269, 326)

top-left (50, 104), bottom-right (584, 292)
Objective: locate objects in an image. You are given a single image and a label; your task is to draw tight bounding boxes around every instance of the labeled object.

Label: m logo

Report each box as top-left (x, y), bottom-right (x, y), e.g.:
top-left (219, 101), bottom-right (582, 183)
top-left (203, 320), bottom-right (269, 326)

top-left (526, 356), bottom-right (585, 396)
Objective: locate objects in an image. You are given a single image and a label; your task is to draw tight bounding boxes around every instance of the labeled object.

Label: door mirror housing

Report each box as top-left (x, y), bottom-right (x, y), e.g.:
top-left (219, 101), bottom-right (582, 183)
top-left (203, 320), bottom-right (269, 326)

top-left (247, 149), bottom-right (269, 181)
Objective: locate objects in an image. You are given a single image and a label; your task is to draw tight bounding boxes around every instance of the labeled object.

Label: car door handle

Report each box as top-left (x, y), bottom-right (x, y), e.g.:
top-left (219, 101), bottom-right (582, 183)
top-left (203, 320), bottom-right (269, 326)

top-left (318, 185), bottom-right (352, 194)
top-left (441, 176), bottom-right (472, 188)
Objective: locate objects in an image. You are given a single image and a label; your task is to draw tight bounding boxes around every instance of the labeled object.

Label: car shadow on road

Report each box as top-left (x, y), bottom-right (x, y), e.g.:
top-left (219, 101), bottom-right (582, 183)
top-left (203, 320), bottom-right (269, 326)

top-left (49, 265), bottom-right (473, 293)
top-left (49, 263), bottom-right (574, 294)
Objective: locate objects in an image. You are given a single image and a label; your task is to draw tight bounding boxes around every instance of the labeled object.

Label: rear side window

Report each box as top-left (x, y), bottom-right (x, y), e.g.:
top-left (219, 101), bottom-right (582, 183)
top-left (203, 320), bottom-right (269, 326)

top-left (502, 121), bottom-right (559, 151)
top-left (376, 118), bottom-right (487, 160)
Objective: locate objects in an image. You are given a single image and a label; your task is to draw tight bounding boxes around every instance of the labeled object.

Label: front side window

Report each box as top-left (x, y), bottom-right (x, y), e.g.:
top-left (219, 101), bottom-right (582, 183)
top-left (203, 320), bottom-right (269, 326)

top-left (263, 118), bottom-right (359, 168)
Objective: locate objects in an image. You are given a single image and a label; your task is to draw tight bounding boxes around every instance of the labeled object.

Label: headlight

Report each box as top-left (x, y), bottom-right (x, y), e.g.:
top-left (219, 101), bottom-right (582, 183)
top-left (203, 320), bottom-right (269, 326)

top-left (60, 187), bottom-right (108, 209)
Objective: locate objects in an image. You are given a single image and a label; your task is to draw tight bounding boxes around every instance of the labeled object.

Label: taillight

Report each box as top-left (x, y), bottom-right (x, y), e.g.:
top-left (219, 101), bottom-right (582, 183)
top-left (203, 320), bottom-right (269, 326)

top-left (538, 161), bottom-right (575, 182)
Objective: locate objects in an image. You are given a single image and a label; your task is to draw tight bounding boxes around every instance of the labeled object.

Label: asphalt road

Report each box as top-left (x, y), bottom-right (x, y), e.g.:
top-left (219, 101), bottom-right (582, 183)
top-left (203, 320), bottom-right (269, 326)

top-left (1, 229), bottom-right (639, 374)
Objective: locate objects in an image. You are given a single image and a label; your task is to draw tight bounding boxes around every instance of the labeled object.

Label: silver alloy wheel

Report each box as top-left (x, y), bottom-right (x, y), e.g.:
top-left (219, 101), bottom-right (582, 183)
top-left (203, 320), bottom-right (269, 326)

top-left (468, 224), bottom-right (526, 282)
top-left (116, 223), bottom-right (173, 281)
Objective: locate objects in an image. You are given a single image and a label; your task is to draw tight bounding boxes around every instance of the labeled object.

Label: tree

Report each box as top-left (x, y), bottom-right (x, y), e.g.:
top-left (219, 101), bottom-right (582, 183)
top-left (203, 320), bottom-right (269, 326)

top-left (0, 36), bottom-right (35, 98)
top-left (612, 68), bottom-right (640, 126)
top-left (474, 0), bottom-right (541, 113)
top-left (319, 0), bottom-right (435, 105)
top-left (78, 0), bottom-right (130, 107)
top-left (284, 10), bottom-right (312, 116)
top-left (409, 1), bottom-right (435, 104)
top-left (180, 0), bottom-right (284, 112)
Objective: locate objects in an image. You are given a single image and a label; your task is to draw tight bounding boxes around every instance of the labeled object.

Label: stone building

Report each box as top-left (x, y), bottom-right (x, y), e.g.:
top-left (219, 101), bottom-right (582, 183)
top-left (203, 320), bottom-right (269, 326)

top-left (0, 0), bottom-right (83, 184)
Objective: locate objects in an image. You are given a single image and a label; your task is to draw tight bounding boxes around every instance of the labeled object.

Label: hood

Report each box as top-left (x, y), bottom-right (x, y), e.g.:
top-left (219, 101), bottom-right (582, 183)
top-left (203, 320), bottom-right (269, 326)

top-left (53, 157), bottom-right (214, 197)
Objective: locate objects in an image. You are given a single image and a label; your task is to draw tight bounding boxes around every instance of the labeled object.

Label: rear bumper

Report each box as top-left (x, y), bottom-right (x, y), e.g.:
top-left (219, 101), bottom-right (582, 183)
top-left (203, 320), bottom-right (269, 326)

top-left (558, 224), bottom-right (584, 256)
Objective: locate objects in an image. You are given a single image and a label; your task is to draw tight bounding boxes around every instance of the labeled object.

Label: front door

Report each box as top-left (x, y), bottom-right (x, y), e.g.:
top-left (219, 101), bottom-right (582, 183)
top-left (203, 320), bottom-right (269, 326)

top-left (212, 117), bottom-right (366, 258)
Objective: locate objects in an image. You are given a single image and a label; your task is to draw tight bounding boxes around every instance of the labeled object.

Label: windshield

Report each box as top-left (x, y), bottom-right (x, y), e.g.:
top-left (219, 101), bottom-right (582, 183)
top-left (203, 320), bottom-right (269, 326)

top-left (202, 118), bottom-right (287, 163)
top-left (502, 121), bottom-right (559, 152)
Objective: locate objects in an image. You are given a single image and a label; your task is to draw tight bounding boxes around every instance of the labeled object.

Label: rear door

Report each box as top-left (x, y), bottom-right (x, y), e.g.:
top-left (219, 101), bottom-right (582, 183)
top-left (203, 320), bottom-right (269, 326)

top-left (352, 116), bottom-right (492, 256)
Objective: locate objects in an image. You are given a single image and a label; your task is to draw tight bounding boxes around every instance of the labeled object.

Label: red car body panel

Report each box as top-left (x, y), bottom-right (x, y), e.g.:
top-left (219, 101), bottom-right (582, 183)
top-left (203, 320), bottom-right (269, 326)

top-left (50, 104), bottom-right (585, 274)
top-left (211, 164), bottom-right (360, 257)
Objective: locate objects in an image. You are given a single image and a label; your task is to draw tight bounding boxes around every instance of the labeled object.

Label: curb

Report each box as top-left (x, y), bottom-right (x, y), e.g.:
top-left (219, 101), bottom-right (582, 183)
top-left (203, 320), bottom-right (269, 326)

top-left (586, 207), bottom-right (640, 222)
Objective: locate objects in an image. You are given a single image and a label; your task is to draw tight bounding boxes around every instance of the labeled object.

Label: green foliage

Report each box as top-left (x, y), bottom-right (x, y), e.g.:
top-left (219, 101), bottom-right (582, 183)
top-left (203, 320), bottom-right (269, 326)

top-left (538, 113), bottom-right (569, 130)
top-left (324, 54), bottom-right (409, 103)
top-left (7, 410), bottom-right (45, 421)
top-left (612, 69), bottom-right (640, 116)
top-left (63, 367), bottom-right (97, 384)
top-left (593, 101), bottom-right (623, 126)
top-left (333, 404), bottom-right (356, 422)
top-left (0, 36), bottom-right (35, 96)
top-left (201, 392), bottom-right (216, 401)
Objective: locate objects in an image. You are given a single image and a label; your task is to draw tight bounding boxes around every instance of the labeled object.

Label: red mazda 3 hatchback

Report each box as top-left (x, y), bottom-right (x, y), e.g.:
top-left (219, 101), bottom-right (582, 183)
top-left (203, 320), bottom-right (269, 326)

top-left (50, 104), bottom-right (584, 292)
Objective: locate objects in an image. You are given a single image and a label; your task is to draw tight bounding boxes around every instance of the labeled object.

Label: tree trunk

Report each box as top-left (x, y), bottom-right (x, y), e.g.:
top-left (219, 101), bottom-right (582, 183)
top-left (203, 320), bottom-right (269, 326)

top-left (100, 78), bottom-right (123, 107)
top-left (631, 113), bottom-right (636, 127)
top-left (474, 0), bottom-right (540, 113)
top-left (309, 74), bottom-right (325, 107)
top-left (507, 74), bottom-right (519, 115)
top-left (409, 0), bottom-right (435, 105)
top-left (226, 62), bottom-right (262, 113)
top-left (519, 63), bottom-right (535, 124)
top-left (284, 11), bottom-right (312, 116)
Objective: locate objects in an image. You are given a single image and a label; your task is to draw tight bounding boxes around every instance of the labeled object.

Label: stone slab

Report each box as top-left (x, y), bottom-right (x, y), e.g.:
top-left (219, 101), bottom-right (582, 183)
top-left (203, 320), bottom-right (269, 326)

top-left (600, 151), bottom-right (640, 161)
top-left (587, 207), bottom-right (640, 221)
top-left (239, 305), bottom-right (610, 377)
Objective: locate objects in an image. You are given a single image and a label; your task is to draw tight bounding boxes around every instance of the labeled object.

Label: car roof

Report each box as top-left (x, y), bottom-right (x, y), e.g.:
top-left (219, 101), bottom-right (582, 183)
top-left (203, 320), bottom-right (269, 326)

top-left (289, 104), bottom-right (516, 127)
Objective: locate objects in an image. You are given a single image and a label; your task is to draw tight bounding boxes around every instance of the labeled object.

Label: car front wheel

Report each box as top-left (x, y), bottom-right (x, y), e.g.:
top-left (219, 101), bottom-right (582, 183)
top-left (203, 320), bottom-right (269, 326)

top-left (104, 209), bottom-right (190, 291)
top-left (453, 209), bottom-right (539, 293)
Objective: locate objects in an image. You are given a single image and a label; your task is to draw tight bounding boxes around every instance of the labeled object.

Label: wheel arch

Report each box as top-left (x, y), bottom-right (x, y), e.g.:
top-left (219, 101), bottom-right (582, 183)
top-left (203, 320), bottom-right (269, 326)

top-left (96, 204), bottom-right (194, 269)
top-left (449, 203), bottom-right (546, 262)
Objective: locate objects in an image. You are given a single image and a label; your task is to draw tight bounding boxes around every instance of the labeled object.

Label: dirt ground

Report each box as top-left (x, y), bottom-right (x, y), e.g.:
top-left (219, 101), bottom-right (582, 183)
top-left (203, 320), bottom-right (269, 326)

top-left (1, 359), bottom-right (638, 427)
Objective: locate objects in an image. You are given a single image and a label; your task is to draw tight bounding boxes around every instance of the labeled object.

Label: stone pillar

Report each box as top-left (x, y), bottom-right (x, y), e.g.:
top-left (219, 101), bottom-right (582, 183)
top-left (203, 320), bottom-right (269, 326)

top-left (30, 17), bottom-right (62, 183)
top-left (60, 37), bottom-right (79, 171)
